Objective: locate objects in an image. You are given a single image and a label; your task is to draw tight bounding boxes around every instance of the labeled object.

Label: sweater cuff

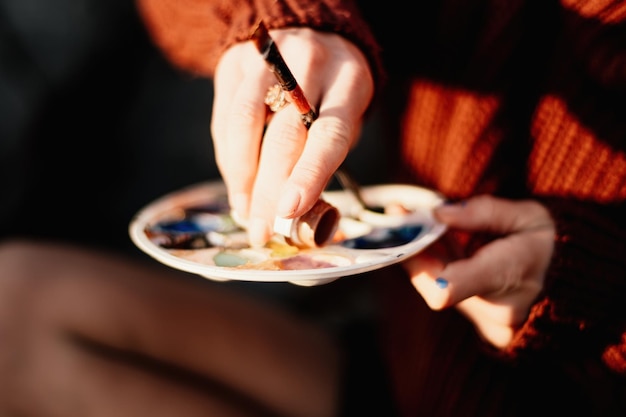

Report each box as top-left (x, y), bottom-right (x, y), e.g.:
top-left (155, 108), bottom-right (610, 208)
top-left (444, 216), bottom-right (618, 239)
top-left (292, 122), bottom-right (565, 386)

top-left (256, 0), bottom-right (386, 93)
top-left (135, 0), bottom-right (385, 90)
top-left (503, 198), bottom-right (626, 373)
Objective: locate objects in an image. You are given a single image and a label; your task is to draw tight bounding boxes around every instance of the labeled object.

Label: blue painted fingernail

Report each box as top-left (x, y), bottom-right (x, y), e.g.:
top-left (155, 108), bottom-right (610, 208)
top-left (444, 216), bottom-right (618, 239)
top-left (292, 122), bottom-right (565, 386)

top-left (435, 277), bottom-right (448, 289)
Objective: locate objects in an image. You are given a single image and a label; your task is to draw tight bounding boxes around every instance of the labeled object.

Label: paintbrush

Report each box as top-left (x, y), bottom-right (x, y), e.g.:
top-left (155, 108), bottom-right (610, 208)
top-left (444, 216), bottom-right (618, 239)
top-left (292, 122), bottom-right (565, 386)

top-left (250, 21), bottom-right (318, 128)
top-left (249, 21), bottom-right (383, 244)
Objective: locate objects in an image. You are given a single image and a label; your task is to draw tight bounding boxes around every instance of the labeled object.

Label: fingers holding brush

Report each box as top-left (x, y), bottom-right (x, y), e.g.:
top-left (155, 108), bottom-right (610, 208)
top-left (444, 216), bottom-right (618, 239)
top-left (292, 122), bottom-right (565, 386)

top-left (211, 21), bottom-right (374, 247)
top-left (276, 33), bottom-right (375, 220)
top-left (247, 23), bottom-right (375, 245)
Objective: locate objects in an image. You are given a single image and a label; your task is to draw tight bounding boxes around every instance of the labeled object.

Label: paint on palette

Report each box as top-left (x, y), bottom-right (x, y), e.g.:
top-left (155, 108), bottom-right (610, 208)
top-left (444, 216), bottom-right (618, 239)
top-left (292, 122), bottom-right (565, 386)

top-left (340, 224), bottom-right (423, 249)
top-left (212, 251), bottom-right (350, 271)
top-left (145, 201), bottom-right (427, 271)
top-left (144, 204), bottom-right (246, 250)
top-left (276, 254), bottom-right (337, 270)
top-left (213, 251), bottom-right (250, 267)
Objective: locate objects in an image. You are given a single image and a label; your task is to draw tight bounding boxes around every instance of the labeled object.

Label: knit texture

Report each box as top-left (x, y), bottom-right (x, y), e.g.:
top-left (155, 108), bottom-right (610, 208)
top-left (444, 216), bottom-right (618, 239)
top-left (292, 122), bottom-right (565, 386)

top-left (135, 0), bottom-right (384, 86)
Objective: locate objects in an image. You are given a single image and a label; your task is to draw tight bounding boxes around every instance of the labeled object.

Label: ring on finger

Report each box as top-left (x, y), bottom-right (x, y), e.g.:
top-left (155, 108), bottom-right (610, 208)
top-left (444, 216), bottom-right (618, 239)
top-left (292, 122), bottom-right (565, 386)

top-left (264, 84), bottom-right (290, 112)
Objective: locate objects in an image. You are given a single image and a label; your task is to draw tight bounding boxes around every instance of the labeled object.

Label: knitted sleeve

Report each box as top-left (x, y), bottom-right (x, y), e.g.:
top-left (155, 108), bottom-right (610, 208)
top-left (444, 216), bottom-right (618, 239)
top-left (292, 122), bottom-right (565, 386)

top-left (559, 0), bottom-right (626, 89)
top-left (504, 200), bottom-right (626, 375)
top-left (134, 0), bottom-right (383, 83)
top-left (503, 0), bottom-right (626, 375)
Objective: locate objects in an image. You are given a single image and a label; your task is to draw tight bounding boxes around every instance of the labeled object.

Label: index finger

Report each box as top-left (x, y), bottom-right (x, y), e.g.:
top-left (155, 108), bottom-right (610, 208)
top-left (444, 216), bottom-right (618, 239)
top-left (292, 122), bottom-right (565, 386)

top-left (275, 50), bottom-right (374, 219)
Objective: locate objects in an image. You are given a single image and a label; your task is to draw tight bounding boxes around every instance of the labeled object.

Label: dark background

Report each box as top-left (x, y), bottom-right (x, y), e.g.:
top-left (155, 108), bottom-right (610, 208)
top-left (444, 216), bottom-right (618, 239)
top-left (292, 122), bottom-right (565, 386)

top-left (0, 0), bottom-right (219, 254)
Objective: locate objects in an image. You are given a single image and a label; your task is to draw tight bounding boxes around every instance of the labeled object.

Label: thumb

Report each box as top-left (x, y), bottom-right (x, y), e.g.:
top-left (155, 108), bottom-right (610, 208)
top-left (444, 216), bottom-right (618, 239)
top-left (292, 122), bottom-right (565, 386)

top-left (408, 240), bottom-right (523, 310)
top-left (433, 195), bottom-right (553, 234)
top-left (410, 196), bottom-right (554, 309)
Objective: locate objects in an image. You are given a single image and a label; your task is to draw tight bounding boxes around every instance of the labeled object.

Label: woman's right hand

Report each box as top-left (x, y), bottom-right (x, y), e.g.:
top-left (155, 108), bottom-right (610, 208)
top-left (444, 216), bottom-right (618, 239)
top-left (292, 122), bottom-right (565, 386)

top-left (211, 27), bottom-right (374, 246)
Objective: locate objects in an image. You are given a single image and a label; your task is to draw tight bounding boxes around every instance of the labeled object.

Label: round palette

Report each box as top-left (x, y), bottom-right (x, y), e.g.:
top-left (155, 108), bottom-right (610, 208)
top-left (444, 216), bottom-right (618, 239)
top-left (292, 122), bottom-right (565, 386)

top-left (129, 181), bottom-right (447, 286)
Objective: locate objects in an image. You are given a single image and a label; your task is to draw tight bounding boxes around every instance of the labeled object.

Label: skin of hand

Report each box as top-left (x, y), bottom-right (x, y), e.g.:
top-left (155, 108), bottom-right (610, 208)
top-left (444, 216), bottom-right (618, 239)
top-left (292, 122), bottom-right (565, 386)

top-left (211, 28), bottom-right (374, 247)
top-left (402, 195), bottom-right (556, 348)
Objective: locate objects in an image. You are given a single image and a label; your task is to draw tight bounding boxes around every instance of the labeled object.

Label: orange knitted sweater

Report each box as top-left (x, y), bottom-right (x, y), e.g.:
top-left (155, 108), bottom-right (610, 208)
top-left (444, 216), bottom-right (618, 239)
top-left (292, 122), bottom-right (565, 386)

top-left (136, 0), bottom-right (626, 393)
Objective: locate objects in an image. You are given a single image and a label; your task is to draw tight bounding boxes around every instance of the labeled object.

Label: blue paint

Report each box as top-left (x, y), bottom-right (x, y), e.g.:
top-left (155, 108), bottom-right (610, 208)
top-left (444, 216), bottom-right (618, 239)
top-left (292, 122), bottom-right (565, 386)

top-left (155, 219), bottom-right (205, 233)
top-left (147, 205), bottom-right (243, 249)
top-left (340, 224), bottom-right (423, 249)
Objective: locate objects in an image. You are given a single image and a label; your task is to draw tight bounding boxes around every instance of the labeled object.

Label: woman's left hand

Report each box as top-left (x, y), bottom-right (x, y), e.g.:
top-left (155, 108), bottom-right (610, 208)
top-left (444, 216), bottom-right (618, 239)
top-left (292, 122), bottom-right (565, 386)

top-left (402, 195), bottom-right (556, 348)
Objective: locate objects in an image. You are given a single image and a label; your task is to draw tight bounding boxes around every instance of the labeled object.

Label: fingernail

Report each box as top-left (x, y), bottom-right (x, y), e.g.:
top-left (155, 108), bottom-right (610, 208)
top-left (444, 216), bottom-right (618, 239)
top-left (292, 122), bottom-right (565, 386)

top-left (276, 187), bottom-right (302, 218)
top-left (248, 217), bottom-right (270, 248)
top-left (231, 193), bottom-right (250, 219)
top-left (435, 277), bottom-right (449, 289)
top-left (230, 209), bottom-right (248, 229)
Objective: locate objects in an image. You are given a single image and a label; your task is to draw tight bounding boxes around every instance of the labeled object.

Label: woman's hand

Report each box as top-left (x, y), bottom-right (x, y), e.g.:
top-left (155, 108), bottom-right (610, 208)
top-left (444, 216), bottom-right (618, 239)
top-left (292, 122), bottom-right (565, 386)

top-left (211, 28), bottom-right (374, 246)
top-left (402, 195), bottom-right (556, 348)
